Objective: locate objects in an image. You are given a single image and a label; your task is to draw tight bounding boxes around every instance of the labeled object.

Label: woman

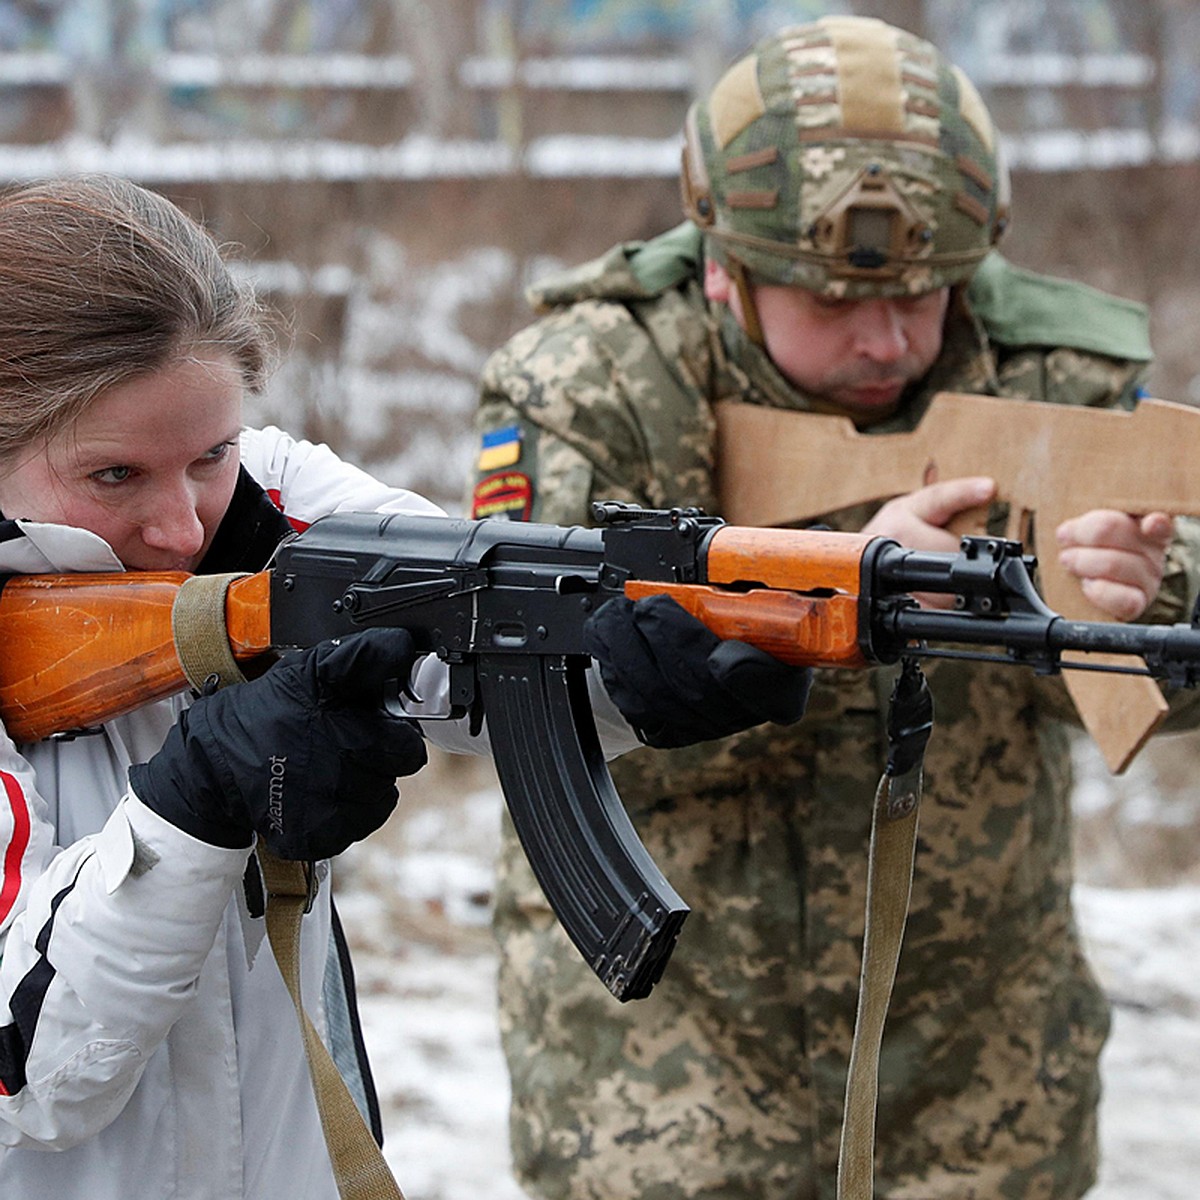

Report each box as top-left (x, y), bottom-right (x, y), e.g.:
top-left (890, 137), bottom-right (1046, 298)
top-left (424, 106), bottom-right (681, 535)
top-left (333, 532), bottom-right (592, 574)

top-left (0, 176), bottom-right (809, 1198)
top-left (0, 174), bottom-right (448, 1199)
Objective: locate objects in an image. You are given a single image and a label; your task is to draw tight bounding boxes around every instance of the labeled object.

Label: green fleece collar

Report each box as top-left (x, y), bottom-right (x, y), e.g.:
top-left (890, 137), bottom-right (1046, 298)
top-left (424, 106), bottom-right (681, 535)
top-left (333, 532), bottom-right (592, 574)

top-left (966, 252), bottom-right (1152, 361)
top-left (527, 228), bottom-right (1151, 370)
top-left (526, 223), bottom-right (704, 310)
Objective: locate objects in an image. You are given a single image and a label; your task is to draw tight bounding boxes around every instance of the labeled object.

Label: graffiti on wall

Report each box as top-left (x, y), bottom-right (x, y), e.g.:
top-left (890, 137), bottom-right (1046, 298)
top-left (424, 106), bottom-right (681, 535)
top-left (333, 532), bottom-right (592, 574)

top-left (500, 0), bottom-right (835, 50)
top-left (2, 0), bottom-right (848, 56)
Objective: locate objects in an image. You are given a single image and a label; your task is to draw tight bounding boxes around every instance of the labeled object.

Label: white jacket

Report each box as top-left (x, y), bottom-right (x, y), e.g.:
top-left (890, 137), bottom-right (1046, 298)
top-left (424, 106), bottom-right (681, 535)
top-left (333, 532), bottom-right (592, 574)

top-left (0, 427), bottom-right (450, 1199)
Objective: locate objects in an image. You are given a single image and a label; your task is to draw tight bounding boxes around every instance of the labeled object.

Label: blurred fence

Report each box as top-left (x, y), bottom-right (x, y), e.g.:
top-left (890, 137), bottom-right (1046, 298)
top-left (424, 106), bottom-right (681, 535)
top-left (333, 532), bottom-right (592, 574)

top-left (1, 0), bottom-right (1198, 514)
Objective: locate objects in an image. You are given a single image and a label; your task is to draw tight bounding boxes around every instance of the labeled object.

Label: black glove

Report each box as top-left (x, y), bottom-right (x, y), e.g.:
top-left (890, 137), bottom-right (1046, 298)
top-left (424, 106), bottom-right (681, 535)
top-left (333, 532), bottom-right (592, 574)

top-left (584, 594), bottom-right (812, 749)
top-left (131, 629), bottom-right (428, 860)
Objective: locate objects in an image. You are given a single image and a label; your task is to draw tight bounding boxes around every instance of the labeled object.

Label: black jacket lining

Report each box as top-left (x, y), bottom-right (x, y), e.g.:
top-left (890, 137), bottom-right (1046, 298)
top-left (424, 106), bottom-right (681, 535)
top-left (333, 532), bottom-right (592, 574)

top-left (196, 466), bottom-right (294, 576)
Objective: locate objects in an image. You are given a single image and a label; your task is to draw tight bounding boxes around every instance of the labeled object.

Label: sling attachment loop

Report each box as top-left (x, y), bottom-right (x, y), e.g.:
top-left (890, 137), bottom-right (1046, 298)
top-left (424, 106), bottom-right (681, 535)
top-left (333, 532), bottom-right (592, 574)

top-left (171, 586), bottom-right (405, 1199)
top-left (171, 572), bottom-right (250, 693)
top-left (836, 658), bottom-right (932, 1200)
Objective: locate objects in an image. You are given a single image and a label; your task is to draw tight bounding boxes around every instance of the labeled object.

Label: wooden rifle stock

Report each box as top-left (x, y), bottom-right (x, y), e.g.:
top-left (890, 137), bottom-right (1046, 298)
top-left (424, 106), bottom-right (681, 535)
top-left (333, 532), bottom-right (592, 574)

top-left (0, 571), bottom-right (273, 742)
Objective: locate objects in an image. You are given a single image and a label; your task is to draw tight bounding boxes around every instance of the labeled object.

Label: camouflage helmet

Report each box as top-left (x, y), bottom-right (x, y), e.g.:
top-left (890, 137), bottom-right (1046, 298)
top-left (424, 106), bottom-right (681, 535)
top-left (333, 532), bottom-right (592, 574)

top-left (681, 16), bottom-right (1010, 300)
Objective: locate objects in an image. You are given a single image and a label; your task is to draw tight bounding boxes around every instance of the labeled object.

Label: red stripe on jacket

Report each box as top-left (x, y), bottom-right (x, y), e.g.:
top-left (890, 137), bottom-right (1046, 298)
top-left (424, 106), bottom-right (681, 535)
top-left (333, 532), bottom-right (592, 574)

top-left (0, 770), bottom-right (30, 927)
top-left (266, 489), bottom-right (311, 533)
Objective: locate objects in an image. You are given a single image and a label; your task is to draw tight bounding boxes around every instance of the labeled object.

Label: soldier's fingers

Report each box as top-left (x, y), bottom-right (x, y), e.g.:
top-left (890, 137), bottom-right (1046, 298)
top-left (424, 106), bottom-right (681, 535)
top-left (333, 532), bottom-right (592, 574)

top-left (1059, 546), bottom-right (1164, 615)
top-left (862, 497), bottom-right (962, 550)
top-left (1057, 509), bottom-right (1171, 554)
top-left (905, 476), bottom-right (996, 527)
top-left (1139, 511), bottom-right (1175, 546)
top-left (1078, 575), bottom-right (1152, 622)
top-left (1059, 543), bottom-right (1158, 585)
top-left (1056, 509), bottom-right (1130, 550)
top-left (862, 477), bottom-right (994, 549)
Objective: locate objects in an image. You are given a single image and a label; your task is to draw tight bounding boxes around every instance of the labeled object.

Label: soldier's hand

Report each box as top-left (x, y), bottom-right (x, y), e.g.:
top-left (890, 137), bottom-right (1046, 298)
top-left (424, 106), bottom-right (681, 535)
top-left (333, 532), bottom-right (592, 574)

top-left (1056, 509), bottom-right (1174, 621)
top-left (861, 476), bottom-right (996, 608)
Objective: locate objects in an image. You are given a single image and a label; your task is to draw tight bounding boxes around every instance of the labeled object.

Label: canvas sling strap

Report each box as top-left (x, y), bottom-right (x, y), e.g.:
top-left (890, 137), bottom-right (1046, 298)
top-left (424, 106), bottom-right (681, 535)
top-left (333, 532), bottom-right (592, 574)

top-left (259, 850), bottom-right (406, 1200)
top-left (836, 659), bottom-right (932, 1200)
top-left (171, 573), bottom-right (406, 1200)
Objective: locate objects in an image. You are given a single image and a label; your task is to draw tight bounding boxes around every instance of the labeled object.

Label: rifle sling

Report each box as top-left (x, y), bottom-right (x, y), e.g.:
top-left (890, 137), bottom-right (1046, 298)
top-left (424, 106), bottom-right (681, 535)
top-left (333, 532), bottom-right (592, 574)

top-left (172, 572), bottom-right (250, 693)
top-left (836, 660), bottom-right (929, 1200)
top-left (170, 581), bottom-right (405, 1199)
top-left (259, 850), bottom-right (406, 1200)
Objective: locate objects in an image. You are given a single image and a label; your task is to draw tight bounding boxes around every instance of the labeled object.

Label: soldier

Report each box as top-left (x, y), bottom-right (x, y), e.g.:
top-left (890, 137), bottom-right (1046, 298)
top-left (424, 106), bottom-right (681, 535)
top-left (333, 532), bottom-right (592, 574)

top-left (472, 16), bottom-right (1198, 1200)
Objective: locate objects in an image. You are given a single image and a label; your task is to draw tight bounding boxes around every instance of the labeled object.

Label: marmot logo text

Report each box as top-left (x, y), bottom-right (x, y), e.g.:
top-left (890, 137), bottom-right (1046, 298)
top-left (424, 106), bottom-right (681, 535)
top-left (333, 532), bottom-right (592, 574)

top-left (268, 755), bottom-right (287, 835)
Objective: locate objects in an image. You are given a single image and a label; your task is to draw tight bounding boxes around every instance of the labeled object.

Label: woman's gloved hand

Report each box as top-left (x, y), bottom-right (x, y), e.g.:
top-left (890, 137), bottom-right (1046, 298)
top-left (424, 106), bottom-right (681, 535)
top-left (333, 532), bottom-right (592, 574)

top-left (584, 594), bottom-right (812, 749)
top-left (130, 628), bottom-right (428, 860)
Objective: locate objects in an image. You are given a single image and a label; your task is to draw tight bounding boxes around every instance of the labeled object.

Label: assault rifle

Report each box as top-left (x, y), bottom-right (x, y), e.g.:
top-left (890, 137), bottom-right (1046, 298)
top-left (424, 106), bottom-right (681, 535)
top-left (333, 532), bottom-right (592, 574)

top-left (2, 502), bottom-right (1200, 1001)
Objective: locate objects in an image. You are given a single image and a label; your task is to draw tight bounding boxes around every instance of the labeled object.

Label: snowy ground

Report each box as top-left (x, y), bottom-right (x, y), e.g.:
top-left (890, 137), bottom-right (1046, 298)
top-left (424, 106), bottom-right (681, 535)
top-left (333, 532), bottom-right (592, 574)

top-left (337, 740), bottom-right (1200, 1200)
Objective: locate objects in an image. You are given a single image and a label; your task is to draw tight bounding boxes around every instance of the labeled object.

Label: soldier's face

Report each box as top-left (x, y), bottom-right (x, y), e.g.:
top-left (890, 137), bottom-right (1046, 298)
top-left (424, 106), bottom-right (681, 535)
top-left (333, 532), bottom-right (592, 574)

top-left (705, 260), bottom-right (948, 421)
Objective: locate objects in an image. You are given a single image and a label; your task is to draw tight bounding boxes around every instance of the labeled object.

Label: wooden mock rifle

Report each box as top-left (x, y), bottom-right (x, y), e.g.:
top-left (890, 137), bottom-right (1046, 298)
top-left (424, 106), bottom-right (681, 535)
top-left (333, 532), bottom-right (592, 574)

top-left (718, 391), bottom-right (1200, 771)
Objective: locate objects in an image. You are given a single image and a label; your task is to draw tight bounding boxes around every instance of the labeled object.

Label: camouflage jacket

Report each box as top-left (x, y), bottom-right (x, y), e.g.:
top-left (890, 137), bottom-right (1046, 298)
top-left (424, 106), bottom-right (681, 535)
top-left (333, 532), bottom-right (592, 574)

top-left (475, 224), bottom-right (1194, 1200)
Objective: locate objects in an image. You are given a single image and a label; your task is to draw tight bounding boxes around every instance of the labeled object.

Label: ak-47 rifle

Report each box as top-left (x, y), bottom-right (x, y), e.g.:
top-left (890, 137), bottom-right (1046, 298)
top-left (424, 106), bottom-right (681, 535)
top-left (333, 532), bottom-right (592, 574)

top-left (2, 502), bottom-right (1200, 1001)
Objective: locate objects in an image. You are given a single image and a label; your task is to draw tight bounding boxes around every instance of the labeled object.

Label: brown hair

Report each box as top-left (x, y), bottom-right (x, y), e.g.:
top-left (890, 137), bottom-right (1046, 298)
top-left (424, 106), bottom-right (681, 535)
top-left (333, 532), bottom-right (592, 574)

top-left (0, 174), bottom-right (273, 461)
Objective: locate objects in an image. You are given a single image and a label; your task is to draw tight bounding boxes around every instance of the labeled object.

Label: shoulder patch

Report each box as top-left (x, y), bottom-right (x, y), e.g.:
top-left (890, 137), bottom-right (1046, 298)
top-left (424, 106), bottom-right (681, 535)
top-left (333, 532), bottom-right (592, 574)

top-left (477, 423), bottom-right (523, 471)
top-left (472, 471), bottom-right (533, 521)
top-left (967, 252), bottom-right (1152, 362)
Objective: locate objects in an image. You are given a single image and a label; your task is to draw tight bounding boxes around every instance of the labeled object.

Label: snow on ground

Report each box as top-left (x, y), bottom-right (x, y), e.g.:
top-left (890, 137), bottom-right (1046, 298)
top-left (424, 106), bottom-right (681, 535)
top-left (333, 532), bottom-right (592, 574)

top-left (1076, 886), bottom-right (1200, 1200)
top-left (336, 761), bottom-right (530, 1200)
top-left (338, 746), bottom-right (1200, 1200)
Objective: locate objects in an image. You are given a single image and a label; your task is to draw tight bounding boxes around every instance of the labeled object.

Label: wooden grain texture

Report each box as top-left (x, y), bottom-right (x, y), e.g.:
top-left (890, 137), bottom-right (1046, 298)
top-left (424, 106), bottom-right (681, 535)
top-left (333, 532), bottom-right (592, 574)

top-left (717, 393), bottom-right (1200, 772)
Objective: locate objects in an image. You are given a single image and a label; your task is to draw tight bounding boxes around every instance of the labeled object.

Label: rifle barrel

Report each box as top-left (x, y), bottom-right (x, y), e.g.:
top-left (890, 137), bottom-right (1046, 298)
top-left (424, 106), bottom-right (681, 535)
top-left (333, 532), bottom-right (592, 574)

top-left (886, 606), bottom-right (1200, 675)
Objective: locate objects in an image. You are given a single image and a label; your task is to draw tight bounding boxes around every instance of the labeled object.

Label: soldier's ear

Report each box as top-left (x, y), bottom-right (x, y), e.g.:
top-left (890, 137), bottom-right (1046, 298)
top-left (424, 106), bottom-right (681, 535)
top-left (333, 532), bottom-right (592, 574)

top-left (703, 258), bottom-right (733, 305)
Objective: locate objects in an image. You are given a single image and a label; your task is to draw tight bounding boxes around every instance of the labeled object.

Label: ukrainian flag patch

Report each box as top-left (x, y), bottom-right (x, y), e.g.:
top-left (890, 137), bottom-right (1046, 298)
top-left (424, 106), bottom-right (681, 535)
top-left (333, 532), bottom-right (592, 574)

top-left (477, 423), bottom-right (523, 471)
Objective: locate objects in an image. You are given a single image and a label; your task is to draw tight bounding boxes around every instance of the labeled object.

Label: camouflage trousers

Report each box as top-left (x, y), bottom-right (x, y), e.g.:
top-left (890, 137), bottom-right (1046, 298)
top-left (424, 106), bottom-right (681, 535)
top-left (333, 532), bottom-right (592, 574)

top-left (493, 695), bottom-right (1109, 1200)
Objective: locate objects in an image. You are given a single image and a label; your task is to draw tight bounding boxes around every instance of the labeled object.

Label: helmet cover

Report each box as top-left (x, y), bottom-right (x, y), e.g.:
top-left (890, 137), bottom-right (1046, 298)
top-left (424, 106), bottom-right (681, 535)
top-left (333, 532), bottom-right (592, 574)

top-left (681, 16), bottom-right (1010, 297)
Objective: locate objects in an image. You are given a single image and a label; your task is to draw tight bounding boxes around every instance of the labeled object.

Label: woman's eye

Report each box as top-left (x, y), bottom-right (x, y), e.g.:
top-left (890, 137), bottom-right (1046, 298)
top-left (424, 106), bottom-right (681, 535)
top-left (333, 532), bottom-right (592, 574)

top-left (201, 441), bottom-right (235, 463)
top-left (90, 466), bottom-right (133, 485)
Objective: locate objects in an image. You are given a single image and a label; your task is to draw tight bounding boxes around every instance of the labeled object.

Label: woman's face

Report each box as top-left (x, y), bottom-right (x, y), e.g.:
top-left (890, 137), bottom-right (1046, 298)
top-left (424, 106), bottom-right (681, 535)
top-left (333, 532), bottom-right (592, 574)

top-left (0, 353), bottom-right (245, 571)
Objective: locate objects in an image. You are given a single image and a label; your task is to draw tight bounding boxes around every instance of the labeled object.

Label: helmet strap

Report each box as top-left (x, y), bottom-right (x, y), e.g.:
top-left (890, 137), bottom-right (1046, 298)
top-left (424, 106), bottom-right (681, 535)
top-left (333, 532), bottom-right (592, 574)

top-left (727, 254), bottom-right (766, 349)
